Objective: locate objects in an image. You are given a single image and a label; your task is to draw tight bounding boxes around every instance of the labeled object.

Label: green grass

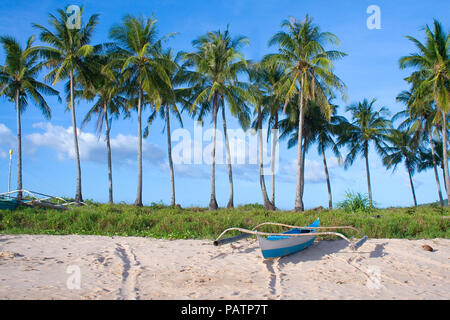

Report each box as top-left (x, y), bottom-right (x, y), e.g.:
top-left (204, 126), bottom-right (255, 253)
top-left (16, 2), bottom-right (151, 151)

top-left (0, 203), bottom-right (448, 240)
top-left (337, 191), bottom-right (373, 213)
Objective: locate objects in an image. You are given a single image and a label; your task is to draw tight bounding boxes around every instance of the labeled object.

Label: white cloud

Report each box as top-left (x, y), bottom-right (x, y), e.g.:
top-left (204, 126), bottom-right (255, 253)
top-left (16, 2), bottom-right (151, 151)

top-left (170, 126), bottom-right (273, 166)
top-left (0, 123), bottom-right (15, 159)
top-left (278, 156), bottom-right (342, 184)
top-left (24, 122), bottom-right (165, 166)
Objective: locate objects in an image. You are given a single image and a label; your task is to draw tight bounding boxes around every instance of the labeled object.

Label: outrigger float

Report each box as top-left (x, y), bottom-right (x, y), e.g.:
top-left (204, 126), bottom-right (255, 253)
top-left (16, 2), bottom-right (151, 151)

top-left (0, 189), bottom-right (91, 210)
top-left (214, 218), bottom-right (368, 259)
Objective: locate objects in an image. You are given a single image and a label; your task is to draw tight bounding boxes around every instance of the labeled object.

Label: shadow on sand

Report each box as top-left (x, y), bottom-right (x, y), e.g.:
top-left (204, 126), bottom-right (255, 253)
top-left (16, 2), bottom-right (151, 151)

top-left (210, 239), bottom-right (259, 260)
top-left (211, 238), bottom-right (383, 263)
top-left (370, 242), bottom-right (388, 258)
top-left (276, 239), bottom-right (351, 266)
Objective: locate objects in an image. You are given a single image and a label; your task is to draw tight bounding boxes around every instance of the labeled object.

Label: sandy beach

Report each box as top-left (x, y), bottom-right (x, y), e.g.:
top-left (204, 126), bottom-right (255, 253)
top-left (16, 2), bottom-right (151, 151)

top-left (0, 234), bottom-right (448, 299)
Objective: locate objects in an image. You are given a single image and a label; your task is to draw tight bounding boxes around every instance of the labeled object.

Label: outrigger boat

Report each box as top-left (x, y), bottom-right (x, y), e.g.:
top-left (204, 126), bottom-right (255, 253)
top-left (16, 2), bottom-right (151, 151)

top-left (214, 218), bottom-right (368, 259)
top-left (0, 196), bottom-right (19, 210)
top-left (0, 189), bottom-right (91, 210)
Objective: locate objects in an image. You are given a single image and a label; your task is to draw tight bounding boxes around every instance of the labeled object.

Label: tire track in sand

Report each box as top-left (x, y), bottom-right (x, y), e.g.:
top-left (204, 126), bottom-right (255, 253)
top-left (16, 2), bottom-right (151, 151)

top-left (115, 242), bottom-right (141, 300)
top-left (263, 258), bottom-right (283, 299)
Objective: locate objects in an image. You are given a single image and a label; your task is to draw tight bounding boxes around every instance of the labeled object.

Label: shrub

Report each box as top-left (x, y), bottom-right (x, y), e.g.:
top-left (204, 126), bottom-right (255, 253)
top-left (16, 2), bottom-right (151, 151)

top-left (337, 191), bottom-right (373, 213)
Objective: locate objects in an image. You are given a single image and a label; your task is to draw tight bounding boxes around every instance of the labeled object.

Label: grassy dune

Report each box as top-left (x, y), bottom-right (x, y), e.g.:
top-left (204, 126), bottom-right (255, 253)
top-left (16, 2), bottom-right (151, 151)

top-left (0, 203), bottom-right (449, 240)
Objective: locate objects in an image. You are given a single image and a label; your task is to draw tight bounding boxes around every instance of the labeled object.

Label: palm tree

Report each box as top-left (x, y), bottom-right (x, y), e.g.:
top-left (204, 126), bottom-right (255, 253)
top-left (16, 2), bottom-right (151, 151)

top-left (248, 64), bottom-right (276, 210)
top-left (183, 27), bottom-right (250, 210)
top-left (108, 14), bottom-right (172, 206)
top-left (383, 128), bottom-right (421, 206)
top-left (279, 98), bottom-right (342, 209)
top-left (255, 63), bottom-right (285, 208)
top-left (399, 19), bottom-right (450, 205)
top-left (308, 100), bottom-right (343, 209)
top-left (144, 49), bottom-right (187, 207)
top-left (278, 97), bottom-right (314, 208)
top-left (0, 36), bottom-right (59, 200)
top-left (264, 15), bottom-right (346, 211)
top-left (33, 6), bottom-right (100, 203)
top-left (267, 93), bottom-right (283, 207)
top-left (395, 79), bottom-right (444, 206)
top-left (81, 55), bottom-right (129, 204)
top-left (418, 136), bottom-right (449, 195)
top-left (337, 98), bottom-right (392, 207)
top-left (428, 128), bottom-right (445, 205)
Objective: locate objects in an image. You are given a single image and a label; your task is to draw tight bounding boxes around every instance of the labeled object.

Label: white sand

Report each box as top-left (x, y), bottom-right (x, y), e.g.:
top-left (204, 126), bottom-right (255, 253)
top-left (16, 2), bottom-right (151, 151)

top-left (0, 234), bottom-right (448, 299)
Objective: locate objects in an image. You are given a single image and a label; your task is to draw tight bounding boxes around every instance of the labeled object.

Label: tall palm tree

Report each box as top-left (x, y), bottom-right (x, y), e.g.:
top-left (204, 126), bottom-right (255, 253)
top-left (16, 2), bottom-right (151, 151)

top-left (395, 78), bottom-right (444, 206)
top-left (183, 27), bottom-right (250, 210)
top-left (418, 136), bottom-right (449, 195)
top-left (278, 96), bottom-right (314, 208)
top-left (308, 100), bottom-right (343, 209)
top-left (256, 63), bottom-right (285, 208)
top-left (427, 128), bottom-right (445, 205)
top-left (248, 64), bottom-right (276, 210)
top-left (144, 49), bottom-right (187, 207)
top-left (383, 128), bottom-right (421, 206)
top-left (33, 6), bottom-right (100, 203)
top-left (399, 19), bottom-right (449, 205)
top-left (264, 15), bottom-right (346, 211)
top-left (279, 98), bottom-right (341, 209)
top-left (0, 36), bottom-right (59, 200)
top-left (108, 14), bottom-right (172, 206)
top-left (337, 98), bottom-right (392, 207)
top-left (267, 92), bottom-right (283, 207)
top-left (81, 55), bottom-right (129, 204)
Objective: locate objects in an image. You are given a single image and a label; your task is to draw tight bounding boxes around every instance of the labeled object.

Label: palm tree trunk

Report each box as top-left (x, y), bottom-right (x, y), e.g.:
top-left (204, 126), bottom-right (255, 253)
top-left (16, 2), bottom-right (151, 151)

top-left (295, 84), bottom-right (305, 212)
top-left (441, 111), bottom-right (450, 206)
top-left (221, 103), bottom-right (234, 208)
top-left (321, 146), bottom-right (332, 209)
top-left (300, 138), bottom-right (306, 206)
top-left (364, 144), bottom-right (373, 207)
top-left (134, 84), bottom-right (143, 207)
top-left (15, 89), bottom-right (22, 201)
top-left (271, 112), bottom-right (278, 207)
top-left (442, 166), bottom-right (447, 193)
top-left (70, 70), bottom-right (83, 203)
top-left (209, 94), bottom-right (219, 210)
top-left (104, 103), bottom-right (113, 204)
top-left (258, 106), bottom-right (275, 210)
top-left (429, 132), bottom-right (444, 206)
top-left (407, 166), bottom-right (417, 207)
top-left (166, 106), bottom-right (175, 207)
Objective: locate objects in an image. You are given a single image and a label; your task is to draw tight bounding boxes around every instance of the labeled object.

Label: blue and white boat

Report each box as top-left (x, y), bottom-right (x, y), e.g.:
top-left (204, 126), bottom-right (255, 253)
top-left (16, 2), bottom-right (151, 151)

top-left (257, 218), bottom-right (319, 258)
top-left (214, 218), bottom-right (368, 259)
top-left (0, 189), bottom-right (91, 210)
top-left (0, 196), bottom-right (19, 210)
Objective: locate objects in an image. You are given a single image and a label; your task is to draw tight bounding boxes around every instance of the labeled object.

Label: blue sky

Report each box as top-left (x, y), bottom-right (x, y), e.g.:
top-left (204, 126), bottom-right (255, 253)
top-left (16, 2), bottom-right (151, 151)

top-left (0, 0), bottom-right (449, 209)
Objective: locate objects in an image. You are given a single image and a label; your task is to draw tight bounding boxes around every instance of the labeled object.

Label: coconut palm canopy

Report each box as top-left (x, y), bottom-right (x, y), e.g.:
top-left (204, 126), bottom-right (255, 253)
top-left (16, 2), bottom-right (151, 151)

top-left (0, 1), bottom-right (448, 209)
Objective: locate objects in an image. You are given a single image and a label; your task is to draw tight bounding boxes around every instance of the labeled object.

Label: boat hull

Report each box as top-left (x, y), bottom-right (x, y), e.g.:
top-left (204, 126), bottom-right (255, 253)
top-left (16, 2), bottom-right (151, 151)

top-left (0, 198), bottom-right (18, 210)
top-left (258, 219), bottom-right (319, 259)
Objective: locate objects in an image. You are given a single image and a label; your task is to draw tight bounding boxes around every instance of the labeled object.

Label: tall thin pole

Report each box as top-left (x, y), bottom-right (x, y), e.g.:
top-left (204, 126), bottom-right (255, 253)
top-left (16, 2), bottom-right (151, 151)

top-left (8, 149), bottom-right (13, 192)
